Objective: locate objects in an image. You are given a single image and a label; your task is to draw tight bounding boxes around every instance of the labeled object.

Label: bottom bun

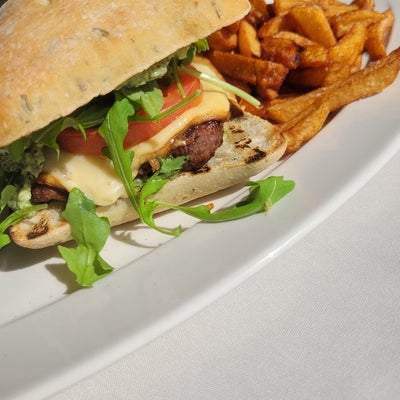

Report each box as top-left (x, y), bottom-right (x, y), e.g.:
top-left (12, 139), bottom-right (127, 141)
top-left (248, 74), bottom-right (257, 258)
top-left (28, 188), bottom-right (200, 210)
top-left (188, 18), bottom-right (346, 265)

top-left (10, 112), bottom-right (286, 249)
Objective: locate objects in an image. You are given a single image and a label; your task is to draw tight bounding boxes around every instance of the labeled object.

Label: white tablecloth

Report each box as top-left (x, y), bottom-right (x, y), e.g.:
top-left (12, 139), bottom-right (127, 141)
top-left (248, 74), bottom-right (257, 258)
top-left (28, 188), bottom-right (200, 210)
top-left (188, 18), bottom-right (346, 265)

top-left (50, 149), bottom-right (400, 400)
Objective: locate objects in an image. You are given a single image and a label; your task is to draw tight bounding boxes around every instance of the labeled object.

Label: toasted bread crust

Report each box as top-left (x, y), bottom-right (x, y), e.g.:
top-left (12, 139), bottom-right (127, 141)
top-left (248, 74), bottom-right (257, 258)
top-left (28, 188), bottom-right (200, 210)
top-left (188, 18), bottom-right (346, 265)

top-left (0, 0), bottom-right (249, 147)
top-left (10, 113), bottom-right (286, 249)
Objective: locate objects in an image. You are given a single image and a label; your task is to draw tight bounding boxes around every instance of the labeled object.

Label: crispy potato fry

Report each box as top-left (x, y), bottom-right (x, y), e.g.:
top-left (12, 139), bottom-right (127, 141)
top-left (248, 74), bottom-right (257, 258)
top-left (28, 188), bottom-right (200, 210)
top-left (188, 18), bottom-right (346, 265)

top-left (261, 36), bottom-right (301, 69)
top-left (328, 22), bottom-right (366, 64)
top-left (258, 15), bottom-right (295, 38)
top-left (300, 45), bottom-right (330, 67)
top-left (329, 9), bottom-right (385, 38)
top-left (246, 0), bottom-right (270, 27)
top-left (225, 21), bottom-right (241, 34)
top-left (238, 19), bottom-right (262, 57)
top-left (238, 98), bottom-right (270, 118)
top-left (266, 94), bottom-right (317, 123)
top-left (266, 47), bottom-right (400, 123)
top-left (274, 0), bottom-right (345, 16)
top-left (207, 28), bottom-right (238, 52)
top-left (325, 47), bottom-right (400, 111)
top-left (281, 100), bottom-right (331, 153)
top-left (365, 9), bottom-right (394, 60)
top-left (289, 4), bottom-right (337, 47)
top-left (352, 0), bottom-right (375, 11)
top-left (207, 51), bottom-right (288, 91)
top-left (207, 51), bottom-right (257, 84)
top-left (350, 53), bottom-right (363, 73)
top-left (255, 59), bottom-right (289, 96)
top-left (320, 3), bottom-right (359, 18)
top-left (286, 63), bottom-right (351, 88)
top-left (272, 31), bottom-right (317, 47)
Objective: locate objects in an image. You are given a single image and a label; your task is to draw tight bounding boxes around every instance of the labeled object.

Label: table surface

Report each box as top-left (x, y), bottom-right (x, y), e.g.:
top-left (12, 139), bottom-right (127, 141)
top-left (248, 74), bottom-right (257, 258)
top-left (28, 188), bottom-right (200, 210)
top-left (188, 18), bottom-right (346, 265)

top-left (50, 149), bottom-right (400, 400)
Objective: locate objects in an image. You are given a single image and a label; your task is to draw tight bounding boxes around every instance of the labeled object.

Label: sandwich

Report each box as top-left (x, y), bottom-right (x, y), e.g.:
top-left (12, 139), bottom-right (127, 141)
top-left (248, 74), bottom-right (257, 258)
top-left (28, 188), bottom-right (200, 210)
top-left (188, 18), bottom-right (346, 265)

top-left (0, 0), bottom-right (290, 259)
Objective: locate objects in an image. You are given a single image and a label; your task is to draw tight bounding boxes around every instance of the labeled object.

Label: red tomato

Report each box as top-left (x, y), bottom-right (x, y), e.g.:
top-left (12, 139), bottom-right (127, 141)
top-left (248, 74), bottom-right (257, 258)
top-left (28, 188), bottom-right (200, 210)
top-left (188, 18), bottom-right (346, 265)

top-left (57, 70), bottom-right (201, 155)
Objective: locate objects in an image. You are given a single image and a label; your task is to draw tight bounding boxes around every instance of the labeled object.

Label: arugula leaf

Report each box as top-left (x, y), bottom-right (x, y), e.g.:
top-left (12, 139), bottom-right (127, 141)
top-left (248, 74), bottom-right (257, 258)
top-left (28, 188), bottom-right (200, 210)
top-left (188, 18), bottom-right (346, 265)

top-left (98, 94), bottom-right (186, 236)
top-left (156, 176), bottom-right (295, 222)
top-left (120, 82), bottom-right (164, 119)
top-left (181, 40), bottom-right (210, 66)
top-left (58, 188), bottom-right (113, 287)
top-left (138, 156), bottom-right (188, 236)
top-left (97, 93), bottom-right (139, 207)
top-left (181, 65), bottom-right (261, 108)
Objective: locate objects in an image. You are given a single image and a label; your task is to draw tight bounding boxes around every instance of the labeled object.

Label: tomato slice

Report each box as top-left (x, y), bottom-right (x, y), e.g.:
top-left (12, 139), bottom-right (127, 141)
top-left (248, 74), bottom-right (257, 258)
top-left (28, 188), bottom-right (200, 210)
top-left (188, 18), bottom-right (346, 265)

top-left (57, 70), bottom-right (201, 155)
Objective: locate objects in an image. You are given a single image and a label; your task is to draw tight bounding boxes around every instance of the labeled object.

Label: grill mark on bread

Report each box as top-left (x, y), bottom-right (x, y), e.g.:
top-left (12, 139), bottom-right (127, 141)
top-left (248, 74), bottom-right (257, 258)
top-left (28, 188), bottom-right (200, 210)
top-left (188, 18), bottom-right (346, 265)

top-left (234, 137), bottom-right (252, 148)
top-left (232, 136), bottom-right (267, 164)
top-left (245, 148), bottom-right (266, 164)
top-left (26, 217), bottom-right (49, 240)
top-left (229, 126), bottom-right (245, 134)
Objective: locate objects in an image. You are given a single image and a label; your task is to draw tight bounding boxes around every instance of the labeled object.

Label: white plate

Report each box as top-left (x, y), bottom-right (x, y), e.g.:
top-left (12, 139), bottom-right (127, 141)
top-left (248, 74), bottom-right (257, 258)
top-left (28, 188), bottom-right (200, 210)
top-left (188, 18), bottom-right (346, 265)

top-left (1, 1), bottom-right (400, 398)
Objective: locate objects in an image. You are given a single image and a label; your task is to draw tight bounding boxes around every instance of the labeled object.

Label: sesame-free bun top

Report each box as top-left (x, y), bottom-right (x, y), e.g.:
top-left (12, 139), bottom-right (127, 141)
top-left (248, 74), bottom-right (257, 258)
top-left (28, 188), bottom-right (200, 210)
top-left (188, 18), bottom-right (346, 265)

top-left (0, 0), bottom-right (249, 147)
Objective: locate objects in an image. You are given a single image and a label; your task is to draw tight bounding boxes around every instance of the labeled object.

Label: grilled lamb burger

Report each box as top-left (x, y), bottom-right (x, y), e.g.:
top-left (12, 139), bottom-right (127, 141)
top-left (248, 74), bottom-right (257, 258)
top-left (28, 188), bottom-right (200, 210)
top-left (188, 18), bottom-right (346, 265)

top-left (0, 0), bottom-right (287, 250)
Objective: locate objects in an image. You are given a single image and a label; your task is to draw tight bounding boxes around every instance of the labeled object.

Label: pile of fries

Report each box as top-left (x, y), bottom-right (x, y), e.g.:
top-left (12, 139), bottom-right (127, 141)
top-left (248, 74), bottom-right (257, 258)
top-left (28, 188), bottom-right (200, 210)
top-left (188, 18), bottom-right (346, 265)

top-left (206, 0), bottom-right (400, 153)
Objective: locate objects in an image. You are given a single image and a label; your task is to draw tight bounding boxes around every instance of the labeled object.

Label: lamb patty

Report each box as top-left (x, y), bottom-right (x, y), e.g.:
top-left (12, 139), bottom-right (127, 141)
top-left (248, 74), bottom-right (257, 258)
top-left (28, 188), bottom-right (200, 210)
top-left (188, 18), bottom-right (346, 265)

top-left (169, 119), bottom-right (223, 171)
top-left (31, 183), bottom-right (69, 204)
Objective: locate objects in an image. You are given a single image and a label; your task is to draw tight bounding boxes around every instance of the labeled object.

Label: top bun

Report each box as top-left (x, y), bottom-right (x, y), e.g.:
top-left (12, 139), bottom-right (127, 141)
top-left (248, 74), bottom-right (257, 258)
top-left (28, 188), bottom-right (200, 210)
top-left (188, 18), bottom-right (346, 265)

top-left (0, 0), bottom-right (249, 147)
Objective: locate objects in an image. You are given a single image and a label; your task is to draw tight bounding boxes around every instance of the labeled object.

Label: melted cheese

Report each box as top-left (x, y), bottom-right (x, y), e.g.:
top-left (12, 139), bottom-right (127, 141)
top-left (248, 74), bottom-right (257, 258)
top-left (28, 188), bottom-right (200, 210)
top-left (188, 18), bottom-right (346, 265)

top-left (43, 85), bottom-right (230, 206)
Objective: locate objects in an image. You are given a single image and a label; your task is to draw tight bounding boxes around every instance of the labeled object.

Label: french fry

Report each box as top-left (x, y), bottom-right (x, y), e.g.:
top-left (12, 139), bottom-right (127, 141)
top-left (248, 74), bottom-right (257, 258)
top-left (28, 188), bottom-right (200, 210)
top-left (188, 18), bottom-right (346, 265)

top-left (300, 45), bottom-right (330, 68)
top-left (207, 28), bottom-right (238, 52)
top-left (272, 30), bottom-right (317, 47)
top-left (329, 9), bottom-right (385, 38)
top-left (255, 58), bottom-right (289, 95)
top-left (238, 98), bottom-right (270, 118)
top-left (266, 47), bottom-right (400, 122)
top-left (352, 0), bottom-right (375, 11)
top-left (274, 0), bottom-right (346, 16)
top-left (246, 0), bottom-right (270, 27)
top-left (258, 15), bottom-right (295, 38)
top-left (280, 100), bottom-right (331, 153)
top-left (207, 51), bottom-right (258, 84)
top-left (289, 4), bottom-right (337, 47)
top-left (320, 3), bottom-right (359, 18)
top-left (238, 19), bottom-right (262, 57)
top-left (261, 36), bottom-right (301, 69)
top-left (266, 92), bottom-right (322, 123)
top-left (326, 47), bottom-right (400, 111)
top-left (350, 53), bottom-right (363, 73)
top-left (365, 9), bottom-right (394, 60)
top-left (328, 22), bottom-right (366, 64)
top-left (207, 51), bottom-right (288, 94)
top-left (286, 63), bottom-right (351, 88)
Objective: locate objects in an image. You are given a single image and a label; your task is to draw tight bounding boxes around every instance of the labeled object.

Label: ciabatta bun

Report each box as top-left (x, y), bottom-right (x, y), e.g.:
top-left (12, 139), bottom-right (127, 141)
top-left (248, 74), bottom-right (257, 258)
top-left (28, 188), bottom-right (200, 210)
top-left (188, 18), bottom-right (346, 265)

top-left (0, 0), bottom-right (250, 147)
